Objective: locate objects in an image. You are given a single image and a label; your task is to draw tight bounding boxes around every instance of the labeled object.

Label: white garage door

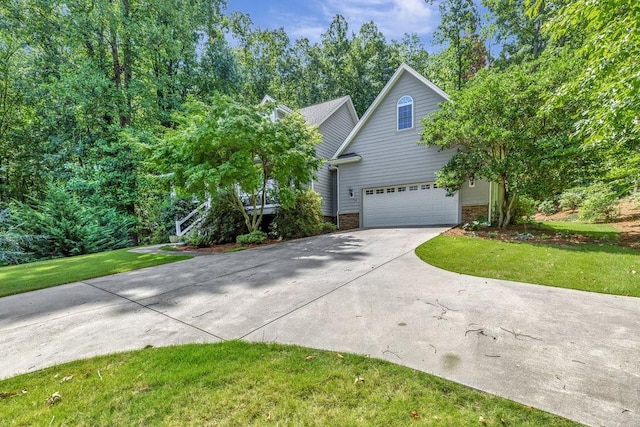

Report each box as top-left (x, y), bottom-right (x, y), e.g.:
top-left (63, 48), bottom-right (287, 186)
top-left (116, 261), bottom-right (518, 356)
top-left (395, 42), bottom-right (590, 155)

top-left (362, 182), bottom-right (459, 228)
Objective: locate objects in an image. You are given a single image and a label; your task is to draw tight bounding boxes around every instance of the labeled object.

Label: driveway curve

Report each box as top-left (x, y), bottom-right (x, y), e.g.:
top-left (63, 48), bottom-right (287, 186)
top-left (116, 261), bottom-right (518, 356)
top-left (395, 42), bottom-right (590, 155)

top-left (1, 228), bottom-right (638, 426)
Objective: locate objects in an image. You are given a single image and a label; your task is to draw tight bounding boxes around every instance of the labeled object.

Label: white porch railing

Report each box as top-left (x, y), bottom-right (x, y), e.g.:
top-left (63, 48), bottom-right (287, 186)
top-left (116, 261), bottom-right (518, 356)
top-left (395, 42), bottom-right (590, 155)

top-left (175, 199), bottom-right (211, 237)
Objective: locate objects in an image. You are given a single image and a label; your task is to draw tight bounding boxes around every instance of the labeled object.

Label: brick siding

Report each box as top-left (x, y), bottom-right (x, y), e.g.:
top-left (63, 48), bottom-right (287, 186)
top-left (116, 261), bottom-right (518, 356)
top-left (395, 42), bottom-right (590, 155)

top-left (338, 213), bottom-right (360, 230)
top-left (462, 204), bottom-right (489, 223)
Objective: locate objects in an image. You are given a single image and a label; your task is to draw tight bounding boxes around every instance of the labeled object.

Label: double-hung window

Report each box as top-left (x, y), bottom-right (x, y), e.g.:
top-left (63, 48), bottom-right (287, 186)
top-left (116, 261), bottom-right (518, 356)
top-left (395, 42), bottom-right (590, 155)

top-left (397, 96), bottom-right (413, 130)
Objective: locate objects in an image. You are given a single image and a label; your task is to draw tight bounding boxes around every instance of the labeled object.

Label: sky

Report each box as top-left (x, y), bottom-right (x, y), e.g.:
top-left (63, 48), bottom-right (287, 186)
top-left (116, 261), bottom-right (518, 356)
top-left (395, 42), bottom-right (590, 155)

top-left (225, 0), bottom-right (445, 48)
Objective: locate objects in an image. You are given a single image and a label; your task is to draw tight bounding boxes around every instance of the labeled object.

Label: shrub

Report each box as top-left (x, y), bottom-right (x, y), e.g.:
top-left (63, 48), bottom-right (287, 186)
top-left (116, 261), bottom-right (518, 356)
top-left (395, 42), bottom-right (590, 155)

top-left (538, 199), bottom-right (557, 216)
top-left (193, 192), bottom-right (246, 245)
top-left (514, 196), bottom-right (537, 223)
top-left (184, 230), bottom-right (208, 247)
top-left (462, 220), bottom-right (490, 231)
top-left (0, 208), bottom-right (43, 266)
top-left (13, 184), bottom-right (134, 259)
top-left (271, 189), bottom-right (333, 239)
top-left (559, 187), bottom-right (586, 211)
top-left (236, 230), bottom-right (267, 245)
top-left (579, 183), bottom-right (620, 223)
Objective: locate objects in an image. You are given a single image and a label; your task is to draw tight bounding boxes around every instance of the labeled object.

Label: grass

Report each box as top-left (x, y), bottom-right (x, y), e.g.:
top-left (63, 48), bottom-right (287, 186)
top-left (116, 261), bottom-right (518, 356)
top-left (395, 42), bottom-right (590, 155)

top-left (537, 221), bottom-right (620, 241)
top-left (158, 244), bottom-right (181, 251)
top-left (0, 249), bottom-right (192, 298)
top-left (417, 222), bottom-right (640, 297)
top-left (0, 341), bottom-right (577, 426)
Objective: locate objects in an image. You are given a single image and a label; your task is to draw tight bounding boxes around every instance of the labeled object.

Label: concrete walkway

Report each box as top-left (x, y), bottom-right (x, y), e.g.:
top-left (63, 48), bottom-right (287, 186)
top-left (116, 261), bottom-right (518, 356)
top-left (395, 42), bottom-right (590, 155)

top-left (1, 228), bottom-right (638, 426)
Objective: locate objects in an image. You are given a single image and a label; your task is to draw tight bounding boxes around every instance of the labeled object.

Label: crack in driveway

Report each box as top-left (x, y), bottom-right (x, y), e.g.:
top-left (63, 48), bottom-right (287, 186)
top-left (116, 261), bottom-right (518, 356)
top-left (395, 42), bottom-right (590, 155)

top-left (83, 282), bottom-right (227, 341)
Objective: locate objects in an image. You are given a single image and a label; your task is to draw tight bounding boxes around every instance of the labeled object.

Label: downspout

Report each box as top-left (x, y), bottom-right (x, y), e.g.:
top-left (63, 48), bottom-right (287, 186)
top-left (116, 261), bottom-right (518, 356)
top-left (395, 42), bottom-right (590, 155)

top-left (335, 165), bottom-right (340, 229)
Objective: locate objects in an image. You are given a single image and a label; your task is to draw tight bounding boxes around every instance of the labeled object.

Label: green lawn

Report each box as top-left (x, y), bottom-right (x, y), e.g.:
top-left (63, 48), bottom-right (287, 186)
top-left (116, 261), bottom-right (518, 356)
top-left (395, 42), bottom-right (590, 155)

top-left (417, 222), bottom-right (640, 297)
top-left (0, 341), bottom-right (577, 426)
top-left (537, 221), bottom-right (620, 241)
top-left (0, 249), bottom-right (192, 298)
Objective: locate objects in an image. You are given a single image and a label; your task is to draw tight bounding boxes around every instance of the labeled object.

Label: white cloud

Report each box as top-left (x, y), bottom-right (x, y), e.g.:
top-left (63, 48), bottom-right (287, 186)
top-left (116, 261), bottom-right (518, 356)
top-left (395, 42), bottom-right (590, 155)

top-left (320, 0), bottom-right (439, 40)
top-left (247, 0), bottom-right (440, 46)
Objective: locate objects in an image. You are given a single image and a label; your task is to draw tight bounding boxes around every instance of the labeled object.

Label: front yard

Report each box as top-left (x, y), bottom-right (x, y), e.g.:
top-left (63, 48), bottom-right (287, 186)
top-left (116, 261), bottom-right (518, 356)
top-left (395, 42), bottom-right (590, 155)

top-left (416, 220), bottom-right (640, 297)
top-left (0, 341), bottom-right (577, 426)
top-left (0, 249), bottom-right (192, 298)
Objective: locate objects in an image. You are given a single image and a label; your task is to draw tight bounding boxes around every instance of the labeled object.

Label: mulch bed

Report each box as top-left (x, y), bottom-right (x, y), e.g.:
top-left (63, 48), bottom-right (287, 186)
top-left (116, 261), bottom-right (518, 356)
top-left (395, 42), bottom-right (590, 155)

top-left (450, 199), bottom-right (640, 249)
top-left (445, 225), bottom-right (614, 247)
top-left (176, 239), bottom-right (283, 253)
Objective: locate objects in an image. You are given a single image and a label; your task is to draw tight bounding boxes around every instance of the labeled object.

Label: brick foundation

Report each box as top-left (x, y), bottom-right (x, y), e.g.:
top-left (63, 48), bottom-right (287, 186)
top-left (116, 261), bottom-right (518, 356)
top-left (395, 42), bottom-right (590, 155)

top-left (462, 204), bottom-right (489, 223)
top-left (338, 213), bottom-right (360, 230)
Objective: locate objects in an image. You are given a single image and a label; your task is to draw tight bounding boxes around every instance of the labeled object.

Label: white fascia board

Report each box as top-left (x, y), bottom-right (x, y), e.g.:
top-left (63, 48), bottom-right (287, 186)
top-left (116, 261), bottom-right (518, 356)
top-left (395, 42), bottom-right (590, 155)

top-left (331, 63), bottom-right (449, 160)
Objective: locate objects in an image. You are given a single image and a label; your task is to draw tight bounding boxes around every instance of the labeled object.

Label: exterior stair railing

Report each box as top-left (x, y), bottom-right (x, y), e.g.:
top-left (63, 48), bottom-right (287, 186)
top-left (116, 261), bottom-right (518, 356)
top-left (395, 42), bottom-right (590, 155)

top-left (175, 199), bottom-right (211, 237)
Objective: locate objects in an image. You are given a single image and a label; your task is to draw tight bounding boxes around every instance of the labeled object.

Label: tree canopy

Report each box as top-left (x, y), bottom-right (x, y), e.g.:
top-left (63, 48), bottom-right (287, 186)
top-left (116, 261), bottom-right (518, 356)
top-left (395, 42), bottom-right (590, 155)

top-left (158, 96), bottom-right (322, 233)
top-left (420, 54), bottom-right (585, 227)
top-left (541, 0), bottom-right (640, 187)
top-left (2, 0), bottom-right (638, 261)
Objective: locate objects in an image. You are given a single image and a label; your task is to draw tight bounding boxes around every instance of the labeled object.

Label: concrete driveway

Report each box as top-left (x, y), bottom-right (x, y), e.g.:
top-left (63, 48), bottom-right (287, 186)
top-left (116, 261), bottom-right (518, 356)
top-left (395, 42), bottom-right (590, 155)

top-left (1, 228), bottom-right (639, 426)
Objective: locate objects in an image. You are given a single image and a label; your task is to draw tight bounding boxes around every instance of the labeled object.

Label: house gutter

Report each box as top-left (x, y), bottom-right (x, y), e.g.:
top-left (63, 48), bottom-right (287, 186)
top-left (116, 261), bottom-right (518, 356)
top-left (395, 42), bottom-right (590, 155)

top-left (327, 155), bottom-right (361, 166)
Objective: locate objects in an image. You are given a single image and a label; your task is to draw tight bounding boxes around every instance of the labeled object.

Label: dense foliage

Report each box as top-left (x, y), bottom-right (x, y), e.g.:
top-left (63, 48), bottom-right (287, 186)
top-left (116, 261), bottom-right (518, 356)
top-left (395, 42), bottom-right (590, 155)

top-left (271, 189), bottom-right (336, 239)
top-left (420, 54), bottom-right (584, 227)
top-left (158, 96), bottom-right (322, 232)
top-left (1, 0), bottom-right (637, 260)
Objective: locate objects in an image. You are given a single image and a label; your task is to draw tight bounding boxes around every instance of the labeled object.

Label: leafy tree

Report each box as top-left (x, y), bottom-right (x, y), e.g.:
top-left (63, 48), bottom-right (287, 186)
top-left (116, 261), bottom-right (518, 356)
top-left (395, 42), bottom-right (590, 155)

top-left (428, 0), bottom-right (487, 91)
top-left (541, 0), bottom-right (640, 187)
top-left (158, 95), bottom-right (322, 233)
top-left (420, 57), bottom-right (583, 227)
top-left (482, 0), bottom-right (549, 63)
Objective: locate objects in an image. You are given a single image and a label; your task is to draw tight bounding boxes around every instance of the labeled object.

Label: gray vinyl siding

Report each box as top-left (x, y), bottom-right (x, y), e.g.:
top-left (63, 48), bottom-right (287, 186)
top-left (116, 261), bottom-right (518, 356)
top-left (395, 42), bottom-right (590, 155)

top-left (314, 103), bottom-right (357, 217)
top-left (338, 72), bottom-right (454, 216)
top-left (461, 178), bottom-right (490, 206)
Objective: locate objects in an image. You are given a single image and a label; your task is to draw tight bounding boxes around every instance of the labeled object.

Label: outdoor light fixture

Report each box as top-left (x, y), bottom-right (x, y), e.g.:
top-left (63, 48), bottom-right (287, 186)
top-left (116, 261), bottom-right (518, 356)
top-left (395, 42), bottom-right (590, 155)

top-left (349, 188), bottom-right (354, 198)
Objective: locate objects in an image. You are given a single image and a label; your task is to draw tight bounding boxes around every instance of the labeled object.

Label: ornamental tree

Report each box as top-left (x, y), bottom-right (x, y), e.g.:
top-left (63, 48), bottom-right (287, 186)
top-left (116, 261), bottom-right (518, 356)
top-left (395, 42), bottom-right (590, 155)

top-left (158, 95), bottom-right (322, 233)
top-left (420, 56), bottom-right (586, 227)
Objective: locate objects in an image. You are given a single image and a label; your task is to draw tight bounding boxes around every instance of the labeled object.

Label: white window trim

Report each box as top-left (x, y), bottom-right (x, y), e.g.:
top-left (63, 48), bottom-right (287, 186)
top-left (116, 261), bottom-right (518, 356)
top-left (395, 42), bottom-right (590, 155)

top-left (397, 95), bottom-right (414, 131)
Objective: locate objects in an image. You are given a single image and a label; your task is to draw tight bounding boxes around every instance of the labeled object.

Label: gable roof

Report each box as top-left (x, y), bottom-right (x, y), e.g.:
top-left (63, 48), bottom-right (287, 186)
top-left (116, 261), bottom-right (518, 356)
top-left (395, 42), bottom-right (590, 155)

top-left (260, 94), bottom-right (293, 115)
top-left (299, 96), bottom-right (359, 127)
top-left (331, 63), bottom-right (449, 159)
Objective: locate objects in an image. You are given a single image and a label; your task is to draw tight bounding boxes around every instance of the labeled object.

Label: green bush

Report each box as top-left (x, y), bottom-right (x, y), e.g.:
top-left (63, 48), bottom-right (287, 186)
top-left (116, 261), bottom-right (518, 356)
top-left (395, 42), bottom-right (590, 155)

top-left (579, 183), bottom-right (620, 223)
top-left (538, 199), bottom-right (557, 215)
top-left (559, 187), bottom-right (586, 211)
top-left (0, 208), bottom-right (43, 266)
top-left (270, 189), bottom-right (333, 239)
top-left (193, 192), bottom-right (246, 245)
top-left (514, 196), bottom-right (537, 223)
top-left (236, 230), bottom-right (267, 245)
top-left (13, 184), bottom-right (134, 259)
top-left (184, 230), bottom-right (208, 247)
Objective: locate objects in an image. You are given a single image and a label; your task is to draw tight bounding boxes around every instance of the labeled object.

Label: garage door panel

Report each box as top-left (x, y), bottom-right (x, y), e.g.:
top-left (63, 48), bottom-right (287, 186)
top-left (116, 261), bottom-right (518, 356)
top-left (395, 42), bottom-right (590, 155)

top-left (363, 183), bottom-right (458, 228)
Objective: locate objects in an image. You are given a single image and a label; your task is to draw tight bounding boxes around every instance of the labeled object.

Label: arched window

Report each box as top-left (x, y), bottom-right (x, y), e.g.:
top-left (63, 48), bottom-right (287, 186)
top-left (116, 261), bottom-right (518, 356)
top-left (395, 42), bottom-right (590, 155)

top-left (397, 95), bottom-right (413, 130)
